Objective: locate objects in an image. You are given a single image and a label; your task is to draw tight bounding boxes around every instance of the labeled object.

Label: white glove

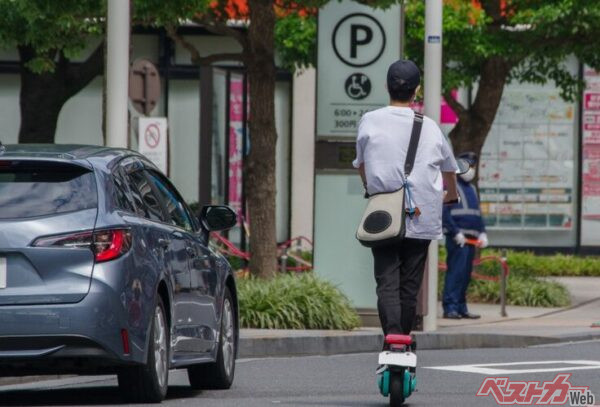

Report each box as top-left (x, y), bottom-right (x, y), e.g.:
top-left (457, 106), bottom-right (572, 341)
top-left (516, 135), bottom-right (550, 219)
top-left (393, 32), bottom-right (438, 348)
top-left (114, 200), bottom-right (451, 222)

top-left (479, 233), bottom-right (489, 249)
top-left (453, 232), bottom-right (466, 247)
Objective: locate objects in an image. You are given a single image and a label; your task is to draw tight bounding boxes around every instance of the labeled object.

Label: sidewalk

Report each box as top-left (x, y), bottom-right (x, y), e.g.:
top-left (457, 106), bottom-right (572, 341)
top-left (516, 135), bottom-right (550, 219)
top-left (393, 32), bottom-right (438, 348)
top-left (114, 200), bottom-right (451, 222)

top-left (240, 277), bottom-right (600, 357)
top-left (433, 276), bottom-right (600, 344)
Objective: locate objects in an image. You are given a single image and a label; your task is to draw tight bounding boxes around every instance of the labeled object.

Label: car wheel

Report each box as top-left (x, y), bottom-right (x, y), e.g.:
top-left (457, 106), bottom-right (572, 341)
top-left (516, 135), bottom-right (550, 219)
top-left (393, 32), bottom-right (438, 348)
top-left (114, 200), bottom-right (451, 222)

top-left (118, 296), bottom-right (169, 403)
top-left (188, 287), bottom-right (236, 390)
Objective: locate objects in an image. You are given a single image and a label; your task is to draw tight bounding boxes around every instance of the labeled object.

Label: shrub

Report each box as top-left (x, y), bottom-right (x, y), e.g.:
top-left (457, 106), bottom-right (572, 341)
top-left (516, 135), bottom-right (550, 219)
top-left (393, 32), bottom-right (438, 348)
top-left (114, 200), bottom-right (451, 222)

top-left (439, 247), bottom-right (600, 277)
top-left (238, 273), bottom-right (361, 330)
top-left (438, 272), bottom-right (570, 308)
top-left (467, 277), bottom-right (570, 308)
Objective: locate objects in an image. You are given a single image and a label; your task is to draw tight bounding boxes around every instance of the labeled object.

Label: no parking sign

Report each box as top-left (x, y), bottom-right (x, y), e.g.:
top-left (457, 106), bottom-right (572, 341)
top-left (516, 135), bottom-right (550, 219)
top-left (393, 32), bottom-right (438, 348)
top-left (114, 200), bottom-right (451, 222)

top-left (138, 117), bottom-right (168, 174)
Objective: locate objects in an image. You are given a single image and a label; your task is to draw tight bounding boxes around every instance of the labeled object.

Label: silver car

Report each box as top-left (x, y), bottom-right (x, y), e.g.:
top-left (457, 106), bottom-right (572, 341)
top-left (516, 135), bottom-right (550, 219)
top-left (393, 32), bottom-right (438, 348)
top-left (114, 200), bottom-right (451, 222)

top-left (0, 144), bottom-right (239, 403)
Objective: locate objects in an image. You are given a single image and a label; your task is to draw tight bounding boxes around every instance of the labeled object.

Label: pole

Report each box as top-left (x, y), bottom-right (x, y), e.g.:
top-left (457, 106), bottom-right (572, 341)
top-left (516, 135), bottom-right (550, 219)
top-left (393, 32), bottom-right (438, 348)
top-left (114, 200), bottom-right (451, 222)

top-left (105, 0), bottom-right (130, 148)
top-left (422, 0), bottom-right (443, 332)
top-left (500, 249), bottom-right (508, 317)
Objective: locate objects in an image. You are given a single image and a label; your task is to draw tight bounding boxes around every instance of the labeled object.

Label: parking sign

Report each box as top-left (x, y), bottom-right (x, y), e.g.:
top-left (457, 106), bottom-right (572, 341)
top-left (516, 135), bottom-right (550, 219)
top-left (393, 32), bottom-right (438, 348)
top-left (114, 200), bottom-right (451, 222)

top-left (317, 0), bottom-right (402, 139)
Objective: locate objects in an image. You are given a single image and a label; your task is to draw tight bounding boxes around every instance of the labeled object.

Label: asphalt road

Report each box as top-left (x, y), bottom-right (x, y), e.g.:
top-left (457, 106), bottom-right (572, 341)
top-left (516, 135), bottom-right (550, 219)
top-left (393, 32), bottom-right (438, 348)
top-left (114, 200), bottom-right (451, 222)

top-left (1, 340), bottom-right (600, 406)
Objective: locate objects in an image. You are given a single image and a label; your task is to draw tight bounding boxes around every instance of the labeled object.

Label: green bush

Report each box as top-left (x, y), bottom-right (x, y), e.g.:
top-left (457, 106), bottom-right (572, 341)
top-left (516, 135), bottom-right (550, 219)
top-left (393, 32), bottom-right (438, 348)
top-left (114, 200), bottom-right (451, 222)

top-left (439, 247), bottom-right (600, 277)
top-left (238, 273), bottom-right (361, 330)
top-left (438, 272), bottom-right (571, 308)
top-left (467, 277), bottom-right (570, 307)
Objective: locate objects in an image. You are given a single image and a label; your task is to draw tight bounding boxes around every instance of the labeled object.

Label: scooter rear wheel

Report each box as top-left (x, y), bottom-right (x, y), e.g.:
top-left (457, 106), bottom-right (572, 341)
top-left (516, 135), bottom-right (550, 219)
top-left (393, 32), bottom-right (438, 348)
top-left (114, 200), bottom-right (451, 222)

top-left (389, 369), bottom-right (405, 407)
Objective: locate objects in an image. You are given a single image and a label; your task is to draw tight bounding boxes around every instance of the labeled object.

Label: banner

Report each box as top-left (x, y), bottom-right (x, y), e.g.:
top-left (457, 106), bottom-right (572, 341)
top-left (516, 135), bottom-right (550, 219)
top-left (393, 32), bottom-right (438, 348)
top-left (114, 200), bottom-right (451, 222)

top-left (581, 66), bottom-right (600, 245)
top-left (228, 77), bottom-right (244, 214)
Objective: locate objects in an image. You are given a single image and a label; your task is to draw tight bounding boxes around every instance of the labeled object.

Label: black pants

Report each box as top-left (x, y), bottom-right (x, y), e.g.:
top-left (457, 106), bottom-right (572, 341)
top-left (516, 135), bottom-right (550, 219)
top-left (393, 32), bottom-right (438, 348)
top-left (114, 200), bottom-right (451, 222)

top-left (372, 238), bottom-right (431, 335)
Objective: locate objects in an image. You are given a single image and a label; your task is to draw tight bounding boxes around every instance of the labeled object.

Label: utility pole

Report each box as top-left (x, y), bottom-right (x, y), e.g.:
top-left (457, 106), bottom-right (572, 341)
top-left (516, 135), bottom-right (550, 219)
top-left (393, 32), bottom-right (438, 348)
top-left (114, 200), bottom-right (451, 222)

top-left (105, 0), bottom-right (130, 148)
top-left (423, 0), bottom-right (443, 332)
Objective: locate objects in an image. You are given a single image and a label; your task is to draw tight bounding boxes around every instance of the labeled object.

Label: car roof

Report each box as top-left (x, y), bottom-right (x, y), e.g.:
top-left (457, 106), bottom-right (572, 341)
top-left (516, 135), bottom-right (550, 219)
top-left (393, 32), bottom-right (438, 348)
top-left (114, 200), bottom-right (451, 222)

top-left (0, 144), bottom-right (135, 160)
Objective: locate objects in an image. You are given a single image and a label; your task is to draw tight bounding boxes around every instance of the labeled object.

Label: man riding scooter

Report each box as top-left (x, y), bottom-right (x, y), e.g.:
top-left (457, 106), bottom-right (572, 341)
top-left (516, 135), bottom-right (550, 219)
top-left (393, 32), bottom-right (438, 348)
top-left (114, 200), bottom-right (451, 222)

top-left (442, 152), bottom-right (489, 319)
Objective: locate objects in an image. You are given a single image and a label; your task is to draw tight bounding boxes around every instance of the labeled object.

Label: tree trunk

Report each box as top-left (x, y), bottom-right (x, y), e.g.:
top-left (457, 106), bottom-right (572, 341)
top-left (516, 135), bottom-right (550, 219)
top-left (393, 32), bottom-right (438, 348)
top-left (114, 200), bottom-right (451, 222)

top-left (18, 44), bottom-right (104, 144)
top-left (245, 0), bottom-right (278, 278)
top-left (448, 57), bottom-right (512, 160)
top-left (18, 47), bottom-right (69, 143)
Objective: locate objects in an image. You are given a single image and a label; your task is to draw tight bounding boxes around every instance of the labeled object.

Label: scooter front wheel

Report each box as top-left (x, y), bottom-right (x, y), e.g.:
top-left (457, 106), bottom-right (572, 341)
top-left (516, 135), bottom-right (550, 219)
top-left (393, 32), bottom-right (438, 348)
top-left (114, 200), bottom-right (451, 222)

top-left (389, 369), bottom-right (405, 407)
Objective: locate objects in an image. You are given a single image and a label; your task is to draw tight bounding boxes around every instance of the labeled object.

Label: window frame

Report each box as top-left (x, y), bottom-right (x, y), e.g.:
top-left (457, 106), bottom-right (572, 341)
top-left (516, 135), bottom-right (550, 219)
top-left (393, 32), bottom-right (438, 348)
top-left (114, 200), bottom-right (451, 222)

top-left (144, 169), bottom-right (197, 233)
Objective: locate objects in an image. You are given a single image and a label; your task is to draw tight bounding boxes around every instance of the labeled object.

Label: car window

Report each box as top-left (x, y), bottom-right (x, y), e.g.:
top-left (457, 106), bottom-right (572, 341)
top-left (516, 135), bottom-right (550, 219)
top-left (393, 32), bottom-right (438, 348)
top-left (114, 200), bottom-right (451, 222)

top-left (0, 161), bottom-right (97, 219)
top-left (128, 171), bottom-right (165, 222)
top-left (112, 169), bottom-right (135, 213)
top-left (146, 171), bottom-right (194, 232)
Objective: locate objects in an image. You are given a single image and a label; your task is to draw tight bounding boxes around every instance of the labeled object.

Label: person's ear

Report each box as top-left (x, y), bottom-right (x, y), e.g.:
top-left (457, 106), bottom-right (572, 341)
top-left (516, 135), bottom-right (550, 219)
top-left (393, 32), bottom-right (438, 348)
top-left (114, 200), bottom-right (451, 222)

top-left (412, 85), bottom-right (421, 101)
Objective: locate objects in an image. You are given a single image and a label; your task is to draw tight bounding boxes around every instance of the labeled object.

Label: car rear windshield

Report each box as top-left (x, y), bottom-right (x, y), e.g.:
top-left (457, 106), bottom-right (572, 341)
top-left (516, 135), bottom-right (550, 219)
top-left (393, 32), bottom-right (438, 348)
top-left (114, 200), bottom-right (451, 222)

top-left (0, 160), bottom-right (97, 219)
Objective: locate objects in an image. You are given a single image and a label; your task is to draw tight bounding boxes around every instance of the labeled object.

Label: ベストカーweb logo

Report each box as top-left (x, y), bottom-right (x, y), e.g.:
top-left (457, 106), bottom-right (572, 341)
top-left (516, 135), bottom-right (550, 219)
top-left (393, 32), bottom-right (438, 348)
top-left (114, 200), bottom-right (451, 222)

top-left (477, 373), bottom-right (595, 406)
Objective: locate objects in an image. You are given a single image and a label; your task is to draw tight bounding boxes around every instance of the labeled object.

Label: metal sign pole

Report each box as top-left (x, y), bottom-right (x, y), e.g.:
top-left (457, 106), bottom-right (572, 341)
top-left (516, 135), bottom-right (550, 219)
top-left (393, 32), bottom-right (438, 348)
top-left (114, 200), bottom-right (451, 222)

top-left (423, 0), bottom-right (443, 332)
top-left (106, 0), bottom-right (130, 148)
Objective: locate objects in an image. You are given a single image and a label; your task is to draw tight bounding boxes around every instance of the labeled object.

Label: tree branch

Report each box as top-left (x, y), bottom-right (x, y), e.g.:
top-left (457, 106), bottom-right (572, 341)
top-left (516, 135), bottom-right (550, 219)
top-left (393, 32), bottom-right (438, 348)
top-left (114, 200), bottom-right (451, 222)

top-left (443, 90), bottom-right (467, 117)
top-left (166, 25), bottom-right (201, 65)
top-left (192, 16), bottom-right (248, 49)
top-left (167, 25), bottom-right (246, 66)
top-left (197, 53), bottom-right (246, 65)
top-left (65, 42), bottom-right (104, 96)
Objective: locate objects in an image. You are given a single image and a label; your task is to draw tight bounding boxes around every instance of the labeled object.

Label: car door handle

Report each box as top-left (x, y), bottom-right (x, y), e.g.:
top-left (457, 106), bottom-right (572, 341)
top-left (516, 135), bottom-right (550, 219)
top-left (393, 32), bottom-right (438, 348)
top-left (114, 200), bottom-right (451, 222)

top-left (158, 238), bottom-right (171, 248)
top-left (186, 246), bottom-right (197, 258)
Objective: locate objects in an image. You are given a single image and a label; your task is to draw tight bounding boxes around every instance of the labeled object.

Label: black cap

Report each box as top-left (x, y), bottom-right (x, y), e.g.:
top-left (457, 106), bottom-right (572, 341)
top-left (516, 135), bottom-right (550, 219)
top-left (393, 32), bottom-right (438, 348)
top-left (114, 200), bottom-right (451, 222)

top-left (458, 152), bottom-right (478, 166)
top-left (387, 60), bottom-right (421, 92)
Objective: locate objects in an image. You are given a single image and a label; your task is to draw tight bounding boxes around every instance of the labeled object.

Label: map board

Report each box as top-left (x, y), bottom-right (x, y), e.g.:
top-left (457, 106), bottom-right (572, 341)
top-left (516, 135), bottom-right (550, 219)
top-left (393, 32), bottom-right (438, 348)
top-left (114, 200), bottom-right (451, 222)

top-left (479, 83), bottom-right (576, 230)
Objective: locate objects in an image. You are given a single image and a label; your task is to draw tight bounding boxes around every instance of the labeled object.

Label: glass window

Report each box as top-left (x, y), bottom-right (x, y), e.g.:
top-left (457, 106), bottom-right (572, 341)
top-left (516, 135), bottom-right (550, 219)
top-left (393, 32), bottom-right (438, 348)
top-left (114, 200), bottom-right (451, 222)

top-left (128, 171), bottom-right (164, 222)
top-left (146, 171), bottom-right (194, 232)
top-left (112, 170), bottom-right (135, 213)
top-left (0, 161), bottom-right (97, 219)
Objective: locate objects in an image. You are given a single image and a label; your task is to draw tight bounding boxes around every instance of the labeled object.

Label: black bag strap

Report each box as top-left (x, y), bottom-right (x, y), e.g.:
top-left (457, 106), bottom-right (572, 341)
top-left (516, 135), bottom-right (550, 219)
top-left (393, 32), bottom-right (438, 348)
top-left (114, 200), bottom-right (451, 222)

top-left (404, 112), bottom-right (423, 177)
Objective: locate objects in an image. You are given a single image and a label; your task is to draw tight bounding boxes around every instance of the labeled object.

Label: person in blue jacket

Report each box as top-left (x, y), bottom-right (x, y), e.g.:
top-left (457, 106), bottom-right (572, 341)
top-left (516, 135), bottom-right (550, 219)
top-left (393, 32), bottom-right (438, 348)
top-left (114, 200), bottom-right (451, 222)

top-left (442, 152), bottom-right (488, 319)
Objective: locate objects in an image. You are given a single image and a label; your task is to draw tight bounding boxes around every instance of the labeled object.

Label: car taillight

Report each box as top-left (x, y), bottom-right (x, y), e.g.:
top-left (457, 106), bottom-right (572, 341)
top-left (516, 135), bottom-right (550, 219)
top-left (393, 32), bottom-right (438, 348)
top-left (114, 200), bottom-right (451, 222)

top-left (93, 229), bottom-right (132, 262)
top-left (33, 229), bottom-right (132, 262)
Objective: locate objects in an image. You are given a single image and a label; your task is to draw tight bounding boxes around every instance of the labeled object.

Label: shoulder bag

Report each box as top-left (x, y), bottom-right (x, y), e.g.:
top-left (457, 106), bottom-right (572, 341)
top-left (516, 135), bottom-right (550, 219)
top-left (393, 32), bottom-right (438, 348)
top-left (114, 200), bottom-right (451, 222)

top-left (356, 112), bottom-right (423, 248)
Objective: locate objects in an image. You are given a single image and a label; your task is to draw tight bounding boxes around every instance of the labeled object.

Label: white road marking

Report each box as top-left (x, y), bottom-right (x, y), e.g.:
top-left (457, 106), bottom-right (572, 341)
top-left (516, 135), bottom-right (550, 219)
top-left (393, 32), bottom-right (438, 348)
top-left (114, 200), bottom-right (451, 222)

top-left (425, 360), bottom-right (600, 375)
top-left (0, 257), bottom-right (6, 289)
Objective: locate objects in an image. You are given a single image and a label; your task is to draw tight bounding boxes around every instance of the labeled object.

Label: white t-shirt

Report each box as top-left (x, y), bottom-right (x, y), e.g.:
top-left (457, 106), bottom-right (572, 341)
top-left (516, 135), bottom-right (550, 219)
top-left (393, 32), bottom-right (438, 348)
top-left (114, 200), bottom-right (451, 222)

top-left (353, 106), bottom-right (458, 240)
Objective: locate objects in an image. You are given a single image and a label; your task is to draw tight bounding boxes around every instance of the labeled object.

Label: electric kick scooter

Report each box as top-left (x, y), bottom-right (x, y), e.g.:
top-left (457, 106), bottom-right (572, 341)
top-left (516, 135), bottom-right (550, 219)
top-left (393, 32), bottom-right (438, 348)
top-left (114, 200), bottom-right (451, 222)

top-left (377, 334), bottom-right (417, 406)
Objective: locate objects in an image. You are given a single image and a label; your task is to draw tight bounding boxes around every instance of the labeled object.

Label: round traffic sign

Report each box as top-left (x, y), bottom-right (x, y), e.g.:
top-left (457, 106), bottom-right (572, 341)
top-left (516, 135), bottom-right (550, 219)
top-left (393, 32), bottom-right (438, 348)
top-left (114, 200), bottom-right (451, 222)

top-left (144, 123), bottom-right (161, 149)
top-left (332, 13), bottom-right (386, 68)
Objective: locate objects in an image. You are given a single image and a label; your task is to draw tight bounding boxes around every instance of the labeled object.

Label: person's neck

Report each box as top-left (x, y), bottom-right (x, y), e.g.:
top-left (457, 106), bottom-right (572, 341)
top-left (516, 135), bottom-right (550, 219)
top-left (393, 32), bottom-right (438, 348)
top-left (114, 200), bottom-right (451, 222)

top-left (389, 100), bottom-right (412, 108)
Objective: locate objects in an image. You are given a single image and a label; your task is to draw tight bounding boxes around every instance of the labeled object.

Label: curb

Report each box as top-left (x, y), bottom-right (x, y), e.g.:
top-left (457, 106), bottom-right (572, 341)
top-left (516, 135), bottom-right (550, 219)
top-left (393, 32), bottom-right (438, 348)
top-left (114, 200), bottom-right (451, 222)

top-left (3, 330), bottom-right (599, 386)
top-left (238, 329), bottom-right (600, 358)
top-left (238, 330), bottom-right (384, 358)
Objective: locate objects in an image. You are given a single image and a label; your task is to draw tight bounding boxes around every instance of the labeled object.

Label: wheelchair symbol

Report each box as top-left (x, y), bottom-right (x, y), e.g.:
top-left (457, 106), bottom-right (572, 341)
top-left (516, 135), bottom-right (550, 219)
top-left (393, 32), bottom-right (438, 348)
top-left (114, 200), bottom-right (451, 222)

top-left (345, 73), bottom-right (371, 100)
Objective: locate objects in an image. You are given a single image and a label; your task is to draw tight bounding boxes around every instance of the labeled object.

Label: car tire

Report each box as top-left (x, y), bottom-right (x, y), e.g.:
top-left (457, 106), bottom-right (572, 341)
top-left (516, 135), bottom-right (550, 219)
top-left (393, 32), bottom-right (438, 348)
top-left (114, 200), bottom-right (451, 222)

top-left (118, 296), bottom-right (170, 403)
top-left (188, 287), bottom-right (236, 390)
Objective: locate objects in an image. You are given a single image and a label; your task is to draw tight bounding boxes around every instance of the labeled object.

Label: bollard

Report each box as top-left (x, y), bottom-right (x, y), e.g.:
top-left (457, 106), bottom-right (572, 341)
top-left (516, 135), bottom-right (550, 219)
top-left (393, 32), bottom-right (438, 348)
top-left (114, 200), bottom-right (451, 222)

top-left (500, 249), bottom-right (508, 317)
top-left (280, 254), bottom-right (288, 274)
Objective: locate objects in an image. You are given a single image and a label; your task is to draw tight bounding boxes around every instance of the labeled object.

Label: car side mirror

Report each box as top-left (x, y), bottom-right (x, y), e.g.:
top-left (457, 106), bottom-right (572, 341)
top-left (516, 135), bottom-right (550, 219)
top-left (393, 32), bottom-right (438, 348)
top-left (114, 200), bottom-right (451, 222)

top-left (456, 158), bottom-right (471, 175)
top-left (199, 205), bottom-right (237, 232)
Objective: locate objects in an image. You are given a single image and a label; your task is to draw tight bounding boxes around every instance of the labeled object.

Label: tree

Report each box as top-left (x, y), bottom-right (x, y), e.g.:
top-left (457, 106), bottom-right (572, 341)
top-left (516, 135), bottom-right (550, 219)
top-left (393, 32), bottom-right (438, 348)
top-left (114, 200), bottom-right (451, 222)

top-left (405, 0), bottom-right (600, 166)
top-left (135, 0), bottom-right (325, 278)
top-left (0, 0), bottom-right (105, 143)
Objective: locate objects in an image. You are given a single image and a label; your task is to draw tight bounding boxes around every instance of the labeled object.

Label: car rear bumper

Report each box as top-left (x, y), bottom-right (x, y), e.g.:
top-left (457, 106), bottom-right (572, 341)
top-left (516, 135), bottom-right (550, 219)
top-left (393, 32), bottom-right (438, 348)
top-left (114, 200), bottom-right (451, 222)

top-left (0, 271), bottom-right (152, 374)
top-left (0, 335), bottom-right (125, 376)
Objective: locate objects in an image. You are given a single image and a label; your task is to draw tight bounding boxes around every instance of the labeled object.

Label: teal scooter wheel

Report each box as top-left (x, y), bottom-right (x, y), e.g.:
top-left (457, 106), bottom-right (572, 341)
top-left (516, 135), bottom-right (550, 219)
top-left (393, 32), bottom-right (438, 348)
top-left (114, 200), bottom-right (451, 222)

top-left (377, 370), bottom-right (391, 396)
top-left (389, 369), bottom-right (405, 407)
top-left (403, 370), bottom-right (416, 399)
